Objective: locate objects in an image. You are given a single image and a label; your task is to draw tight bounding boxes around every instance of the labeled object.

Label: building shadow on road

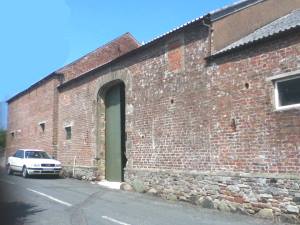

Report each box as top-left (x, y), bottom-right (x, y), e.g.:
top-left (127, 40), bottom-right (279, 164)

top-left (0, 201), bottom-right (44, 225)
top-left (0, 169), bottom-right (45, 225)
top-left (27, 175), bottom-right (63, 180)
top-left (11, 172), bottom-right (63, 180)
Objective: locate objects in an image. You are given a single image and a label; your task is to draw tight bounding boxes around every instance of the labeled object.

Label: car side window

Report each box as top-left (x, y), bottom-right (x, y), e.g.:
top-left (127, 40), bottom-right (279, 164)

top-left (14, 150), bottom-right (24, 158)
top-left (19, 150), bottom-right (24, 158)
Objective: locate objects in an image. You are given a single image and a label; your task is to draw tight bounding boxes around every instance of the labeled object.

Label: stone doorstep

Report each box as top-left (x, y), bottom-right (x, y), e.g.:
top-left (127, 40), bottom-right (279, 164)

top-left (98, 180), bottom-right (121, 190)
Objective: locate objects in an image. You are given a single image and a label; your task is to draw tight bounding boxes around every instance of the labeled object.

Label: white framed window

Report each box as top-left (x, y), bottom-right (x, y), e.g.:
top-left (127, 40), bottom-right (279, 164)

top-left (274, 74), bottom-right (300, 110)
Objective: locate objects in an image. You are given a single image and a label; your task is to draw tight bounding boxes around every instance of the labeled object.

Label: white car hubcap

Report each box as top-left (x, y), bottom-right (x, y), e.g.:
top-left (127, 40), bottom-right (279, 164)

top-left (23, 168), bottom-right (26, 177)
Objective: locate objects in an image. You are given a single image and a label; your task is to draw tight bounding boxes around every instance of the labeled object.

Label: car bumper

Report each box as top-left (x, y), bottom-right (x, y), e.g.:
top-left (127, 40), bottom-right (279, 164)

top-left (27, 167), bottom-right (62, 175)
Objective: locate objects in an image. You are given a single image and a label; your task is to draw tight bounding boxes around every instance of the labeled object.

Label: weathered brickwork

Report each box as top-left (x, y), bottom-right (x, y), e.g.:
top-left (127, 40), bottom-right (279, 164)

top-left (57, 26), bottom-right (209, 172)
top-left (123, 32), bottom-right (300, 224)
top-left (208, 32), bottom-right (300, 173)
top-left (6, 77), bottom-right (60, 157)
top-left (6, 33), bottom-right (139, 160)
top-left (56, 26), bottom-right (300, 221)
top-left (6, 4), bottom-right (300, 222)
top-left (127, 28), bottom-right (210, 171)
top-left (57, 33), bottom-right (139, 82)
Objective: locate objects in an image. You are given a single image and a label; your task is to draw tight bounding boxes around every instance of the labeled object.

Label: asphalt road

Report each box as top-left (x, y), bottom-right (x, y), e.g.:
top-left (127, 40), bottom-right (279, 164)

top-left (0, 171), bottom-right (284, 225)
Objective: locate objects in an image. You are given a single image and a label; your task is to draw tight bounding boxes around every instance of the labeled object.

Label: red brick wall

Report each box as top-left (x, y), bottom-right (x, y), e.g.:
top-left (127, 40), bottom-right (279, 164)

top-left (6, 78), bottom-right (59, 157)
top-left (57, 82), bottom-right (97, 166)
top-left (57, 33), bottom-right (139, 82)
top-left (57, 26), bottom-right (211, 170)
top-left (7, 25), bottom-right (300, 176)
top-left (128, 28), bottom-right (211, 170)
top-left (56, 27), bottom-right (300, 175)
top-left (208, 32), bottom-right (300, 173)
top-left (6, 33), bottom-right (139, 163)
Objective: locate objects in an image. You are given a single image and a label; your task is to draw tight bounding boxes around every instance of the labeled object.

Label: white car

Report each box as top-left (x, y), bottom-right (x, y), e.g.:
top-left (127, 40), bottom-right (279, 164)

top-left (7, 149), bottom-right (62, 178)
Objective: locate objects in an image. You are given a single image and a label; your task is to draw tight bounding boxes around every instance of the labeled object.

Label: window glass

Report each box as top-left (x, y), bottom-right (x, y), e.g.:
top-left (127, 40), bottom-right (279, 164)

top-left (277, 77), bottom-right (300, 107)
top-left (15, 150), bottom-right (24, 158)
top-left (25, 151), bottom-right (50, 159)
top-left (65, 126), bottom-right (72, 140)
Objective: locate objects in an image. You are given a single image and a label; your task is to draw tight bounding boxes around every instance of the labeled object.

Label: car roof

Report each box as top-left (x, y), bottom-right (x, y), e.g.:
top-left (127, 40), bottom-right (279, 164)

top-left (18, 149), bottom-right (45, 152)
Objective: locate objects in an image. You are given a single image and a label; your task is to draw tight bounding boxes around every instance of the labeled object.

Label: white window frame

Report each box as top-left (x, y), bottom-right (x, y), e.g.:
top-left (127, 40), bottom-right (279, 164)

top-left (267, 70), bottom-right (300, 111)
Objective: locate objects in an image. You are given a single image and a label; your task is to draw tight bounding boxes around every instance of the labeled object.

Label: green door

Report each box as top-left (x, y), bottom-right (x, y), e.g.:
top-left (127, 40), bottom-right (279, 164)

top-left (105, 83), bottom-right (125, 181)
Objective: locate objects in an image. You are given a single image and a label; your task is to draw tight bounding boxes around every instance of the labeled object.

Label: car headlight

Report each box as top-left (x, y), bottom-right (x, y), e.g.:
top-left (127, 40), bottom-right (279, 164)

top-left (56, 163), bottom-right (61, 167)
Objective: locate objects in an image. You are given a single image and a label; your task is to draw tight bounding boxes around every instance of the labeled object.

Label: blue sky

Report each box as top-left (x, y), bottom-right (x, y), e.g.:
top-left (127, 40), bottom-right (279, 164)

top-left (0, 0), bottom-right (236, 128)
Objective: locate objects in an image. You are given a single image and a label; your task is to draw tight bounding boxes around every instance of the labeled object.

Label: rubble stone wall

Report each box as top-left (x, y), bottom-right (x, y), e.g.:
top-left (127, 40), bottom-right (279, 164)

top-left (126, 169), bottom-right (300, 223)
top-left (124, 31), bottom-right (300, 223)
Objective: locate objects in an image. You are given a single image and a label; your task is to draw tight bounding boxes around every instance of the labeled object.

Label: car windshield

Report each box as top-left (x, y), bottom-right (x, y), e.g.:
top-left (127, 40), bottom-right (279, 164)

top-left (25, 151), bottom-right (51, 159)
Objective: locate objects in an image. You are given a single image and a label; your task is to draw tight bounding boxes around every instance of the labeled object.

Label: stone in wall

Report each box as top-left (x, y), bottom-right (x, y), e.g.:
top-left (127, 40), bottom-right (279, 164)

top-left (62, 166), bottom-right (98, 181)
top-left (125, 169), bottom-right (300, 224)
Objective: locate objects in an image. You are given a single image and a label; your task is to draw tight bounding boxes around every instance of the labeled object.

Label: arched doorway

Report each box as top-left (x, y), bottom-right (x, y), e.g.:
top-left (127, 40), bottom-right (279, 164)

top-left (103, 82), bottom-right (126, 182)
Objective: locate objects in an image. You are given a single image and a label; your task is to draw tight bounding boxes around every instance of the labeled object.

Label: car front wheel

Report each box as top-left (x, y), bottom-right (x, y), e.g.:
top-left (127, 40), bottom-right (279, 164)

top-left (7, 164), bottom-right (13, 175)
top-left (22, 166), bottom-right (29, 178)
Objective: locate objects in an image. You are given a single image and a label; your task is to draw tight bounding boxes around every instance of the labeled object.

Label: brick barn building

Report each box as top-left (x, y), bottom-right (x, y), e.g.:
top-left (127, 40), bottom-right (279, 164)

top-left (6, 0), bottom-right (300, 222)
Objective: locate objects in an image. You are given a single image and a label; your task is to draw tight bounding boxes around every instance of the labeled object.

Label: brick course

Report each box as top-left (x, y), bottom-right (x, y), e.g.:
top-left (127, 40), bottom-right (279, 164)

top-left (6, 77), bottom-right (59, 157)
top-left (6, 7), bottom-right (300, 222)
top-left (55, 27), bottom-right (300, 174)
top-left (208, 32), bottom-right (300, 173)
top-left (7, 25), bottom-right (300, 176)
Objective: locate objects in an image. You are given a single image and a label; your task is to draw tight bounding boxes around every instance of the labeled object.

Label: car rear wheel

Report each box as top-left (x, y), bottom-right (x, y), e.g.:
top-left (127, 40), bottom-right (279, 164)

top-left (22, 166), bottom-right (29, 178)
top-left (7, 164), bottom-right (13, 175)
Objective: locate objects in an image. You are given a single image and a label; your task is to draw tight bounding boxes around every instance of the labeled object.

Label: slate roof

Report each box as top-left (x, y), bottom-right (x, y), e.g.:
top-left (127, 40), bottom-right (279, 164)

top-left (214, 9), bottom-right (300, 56)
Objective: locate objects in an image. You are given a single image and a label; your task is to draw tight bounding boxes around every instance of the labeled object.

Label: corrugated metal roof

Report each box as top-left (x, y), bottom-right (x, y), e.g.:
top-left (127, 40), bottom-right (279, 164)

top-left (214, 9), bottom-right (300, 56)
top-left (58, 1), bottom-right (266, 90)
top-left (143, 0), bottom-right (263, 45)
top-left (7, 0), bottom-right (264, 102)
top-left (210, 0), bottom-right (264, 21)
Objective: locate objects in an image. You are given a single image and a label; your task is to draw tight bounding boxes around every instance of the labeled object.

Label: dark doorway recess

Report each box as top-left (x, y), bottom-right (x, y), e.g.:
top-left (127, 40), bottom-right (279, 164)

top-left (104, 82), bottom-right (126, 182)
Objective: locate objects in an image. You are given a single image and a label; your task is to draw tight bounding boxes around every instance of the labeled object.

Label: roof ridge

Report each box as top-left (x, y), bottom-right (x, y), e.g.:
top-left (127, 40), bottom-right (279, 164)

top-left (7, 0), bottom-right (265, 103)
top-left (57, 32), bottom-right (139, 73)
top-left (210, 0), bottom-right (265, 21)
top-left (143, 0), bottom-right (264, 45)
top-left (7, 32), bottom-right (140, 103)
top-left (212, 9), bottom-right (300, 57)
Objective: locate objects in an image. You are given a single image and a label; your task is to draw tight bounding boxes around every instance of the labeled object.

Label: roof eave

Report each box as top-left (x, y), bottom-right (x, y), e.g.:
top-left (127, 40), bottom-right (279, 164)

top-left (206, 26), bottom-right (300, 61)
top-left (210, 0), bottom-right (265, 21)
top-left (6, 72), bottom-right (60, 104)
top-left (58, 16), bottom-right (210, 91)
